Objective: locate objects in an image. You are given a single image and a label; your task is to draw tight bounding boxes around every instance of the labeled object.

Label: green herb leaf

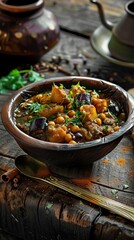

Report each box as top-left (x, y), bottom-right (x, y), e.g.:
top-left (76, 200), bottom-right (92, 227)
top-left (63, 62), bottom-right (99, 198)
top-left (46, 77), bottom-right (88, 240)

top-left (29, 102), bottom-right (43, 113)
top-left (0, 67), bottom-right (44, 94)
top-left (123, 184), bottom-right (129, 189)
top-left (70, 117), bottom-right (83, 126)
top-left (111, 189), bottom-right (118, 195)
top-left (48, 115), bottom-right (57, 120)
top-left (27, 70), bottom-right (44, 82)
top-left (64, 117), bottom-right (69, 124)
top-left (68, 111), bottom-right (83, 126)
top-left (74, 99), bottom-right (79, 108)
top-left (103, 125), bottom-right (109, 130)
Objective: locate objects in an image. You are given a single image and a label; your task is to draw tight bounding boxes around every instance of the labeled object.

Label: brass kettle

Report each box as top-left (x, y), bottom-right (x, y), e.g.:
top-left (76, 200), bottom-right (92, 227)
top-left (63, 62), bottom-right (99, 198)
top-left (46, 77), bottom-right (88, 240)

top-left (0, 0), bottom-right (60, 61)
top-left (90, 0), bottom-right (134, 63)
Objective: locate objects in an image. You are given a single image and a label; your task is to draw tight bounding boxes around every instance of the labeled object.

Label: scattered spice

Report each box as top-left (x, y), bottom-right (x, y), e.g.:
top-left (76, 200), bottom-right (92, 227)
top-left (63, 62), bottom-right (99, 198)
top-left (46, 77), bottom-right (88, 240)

top-left (13, 183), bottom-right (18, 188)
top-left (13, 174), bottom-right (21, 183)
top-left (34, 55), bottom-right (134, 87)
top-left (1, 168), bottom-right (19, 183)
top-left (103, 159), bottom-right (109, 165)
top-left (121, 146), bottom-right (134, 152)
top-left (117, 158), bottom-right (126, 167)
top-left (1, 54), bottom-right (133, 95)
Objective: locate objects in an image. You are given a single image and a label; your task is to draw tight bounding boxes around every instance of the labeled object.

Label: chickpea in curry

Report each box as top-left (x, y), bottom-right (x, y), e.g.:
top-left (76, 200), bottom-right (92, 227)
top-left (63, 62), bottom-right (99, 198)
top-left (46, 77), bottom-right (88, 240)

top-left (14, 82), bottom-right (126, 144)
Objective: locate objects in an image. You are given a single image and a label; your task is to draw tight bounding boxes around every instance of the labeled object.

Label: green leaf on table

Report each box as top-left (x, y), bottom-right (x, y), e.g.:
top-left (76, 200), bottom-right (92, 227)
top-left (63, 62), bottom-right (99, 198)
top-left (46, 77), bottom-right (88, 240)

top-left (27, 70), bottom-right (44, 82)
top-left (123, 184), bottom-right (129, 189)
top-left (111, 189), bottom-right (118, 195)
top-left (0, 67), bottom-right (44, 94)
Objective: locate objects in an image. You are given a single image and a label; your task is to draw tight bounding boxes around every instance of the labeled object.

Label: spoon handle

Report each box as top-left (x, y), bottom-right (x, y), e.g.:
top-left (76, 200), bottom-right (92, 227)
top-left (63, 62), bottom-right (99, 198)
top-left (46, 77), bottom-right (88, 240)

top-left (42, 175), bottom-right (134, 222)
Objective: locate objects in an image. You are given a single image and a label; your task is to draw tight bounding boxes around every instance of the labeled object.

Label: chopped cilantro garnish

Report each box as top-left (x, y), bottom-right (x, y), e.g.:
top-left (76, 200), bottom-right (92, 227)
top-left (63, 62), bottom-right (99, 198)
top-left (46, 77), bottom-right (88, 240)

top-left (59, 84), bottom-right (64, 89)
top-left (70, 112), bottom-right (83, 126)
top-left (29, 102), bottom-right (43, 113)
top-left (75, 110), bottom-right (81, 117)
top-left (115, 117), bottom-right (119, 123)
top-left (74, 99), bottom-right (79, 108)
top-left (103, 125), bottom-right (109, 130)
top-left (70, 117), bottom-right (83, 126)
top-left (65, 117), bottom-right (69, 124)
top-left (48, 115), bottom-right (57, 120)
top-left (68, 91), bottom-right (73, 100)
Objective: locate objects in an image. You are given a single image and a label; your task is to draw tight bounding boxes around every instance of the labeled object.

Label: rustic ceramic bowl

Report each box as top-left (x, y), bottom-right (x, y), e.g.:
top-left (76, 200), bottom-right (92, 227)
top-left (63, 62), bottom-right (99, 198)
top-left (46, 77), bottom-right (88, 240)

top-left (2, 76), bottom-right (134, 177)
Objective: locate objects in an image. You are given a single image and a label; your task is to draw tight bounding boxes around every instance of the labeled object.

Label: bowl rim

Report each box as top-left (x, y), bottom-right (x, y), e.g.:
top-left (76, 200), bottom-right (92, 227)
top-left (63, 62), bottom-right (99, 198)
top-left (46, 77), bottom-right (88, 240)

top-left (2, 76), bottom-right (134, 151)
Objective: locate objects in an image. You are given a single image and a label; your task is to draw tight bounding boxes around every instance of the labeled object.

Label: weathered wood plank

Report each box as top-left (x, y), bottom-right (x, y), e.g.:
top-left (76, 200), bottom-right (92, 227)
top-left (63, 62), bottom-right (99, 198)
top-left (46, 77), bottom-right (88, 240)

top-left (91, 214), bottom-right (134, 240)
top-left (0, 128), bottom-right (24, 158)
top-left (45, 0), bottom-right (126, 37)
top-left (0, 31), bottom-right (134, 90)
top-left (0, 2), bottom-right (134, 238)
top-left (43, 32), bottom-right (134, 89)
top-left (0, 230), bottom-right (22, 240)
top-left (0, 129), bottom-right (133, 238)
top-left (0, 177), bottom-right (100, 240)
top-left (0, 174), bottom-right (134, 240)
top-left (0, 68), bottom-right (134, 205)
top-left (0, 131), bottom-right (133, 203)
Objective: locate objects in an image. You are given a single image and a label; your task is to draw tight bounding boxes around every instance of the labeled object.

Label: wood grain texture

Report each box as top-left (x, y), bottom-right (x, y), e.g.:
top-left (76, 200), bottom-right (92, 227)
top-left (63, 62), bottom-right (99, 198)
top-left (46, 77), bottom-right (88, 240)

top-left (0, 177), bottom-right (100, 240)
top-left (0, 174), bottom-right (134, 240)
top-left (0, 31), bottom-right (134, 240)
top-left (0, 112), bottom-right (134, 239)
top-left (0, 230), bottom-right (22, 240)
top-left (0, 1), bottom-right (134, 239)
top-left (45, 0), bottom-right (125, 37)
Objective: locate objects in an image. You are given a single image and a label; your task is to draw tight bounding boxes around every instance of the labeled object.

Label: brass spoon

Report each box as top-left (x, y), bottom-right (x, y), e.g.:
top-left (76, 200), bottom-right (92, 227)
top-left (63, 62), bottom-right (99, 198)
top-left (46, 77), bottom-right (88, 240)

top-left (15, 155), bottom-right (134, 222)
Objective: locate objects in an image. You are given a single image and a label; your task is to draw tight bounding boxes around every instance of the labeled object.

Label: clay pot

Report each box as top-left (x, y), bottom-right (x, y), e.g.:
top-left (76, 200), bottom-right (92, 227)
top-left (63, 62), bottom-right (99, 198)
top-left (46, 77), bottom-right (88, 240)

top-left (0, 0), bottom-right (60, 61)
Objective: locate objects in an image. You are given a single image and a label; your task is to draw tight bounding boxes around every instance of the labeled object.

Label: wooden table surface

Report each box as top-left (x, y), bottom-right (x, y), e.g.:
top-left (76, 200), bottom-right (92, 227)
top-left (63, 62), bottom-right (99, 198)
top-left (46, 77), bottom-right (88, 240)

top-left (0, 1), bottom-right (134, 240)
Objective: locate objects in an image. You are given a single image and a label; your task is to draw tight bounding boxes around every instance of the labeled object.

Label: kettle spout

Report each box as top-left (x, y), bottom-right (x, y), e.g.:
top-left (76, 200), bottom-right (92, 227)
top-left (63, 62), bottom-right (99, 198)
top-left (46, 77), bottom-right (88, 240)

top-left (90, 0), bottom-right (114, 30)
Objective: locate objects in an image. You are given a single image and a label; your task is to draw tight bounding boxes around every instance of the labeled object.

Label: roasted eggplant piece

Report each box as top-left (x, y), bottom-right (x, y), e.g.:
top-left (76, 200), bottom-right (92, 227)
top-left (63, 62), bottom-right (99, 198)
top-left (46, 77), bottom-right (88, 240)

top-left (74, 132), bottom-right (83, 142)
top-left (74, 93), bottom-right (91, 108)
top-left (108, 101), bottom-right (120, 116)
top-left (29, 117), bottom-right (48, 138)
